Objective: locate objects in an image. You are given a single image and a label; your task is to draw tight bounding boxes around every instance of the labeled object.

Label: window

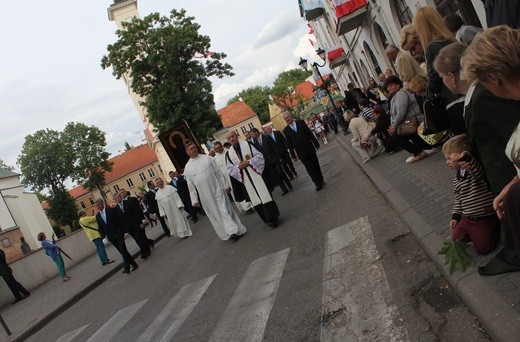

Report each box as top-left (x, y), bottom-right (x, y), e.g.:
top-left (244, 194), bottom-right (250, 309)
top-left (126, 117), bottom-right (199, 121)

top-left (241, 126), bottom-right (247, 134)
top-left (113, 184), bottom-right (120, 193)
top-left (248, 123), bottom-right (255, 129)
top-left (157, 164), bottom-right (163, 173)
top-left (148, 169), bottom-right (156, 178)
top-left (126, 179), bottom-right (134, 187)
top-left (88, 198), bottom-right (95, 205)
top-left (395, 0), bottom-right (413, 28)
top-left (1, 238), bottom-right (11, 247)
top-left (80, 202), bottom-right (87, 210)
top-left (139, 172), bottom-right (146, 181)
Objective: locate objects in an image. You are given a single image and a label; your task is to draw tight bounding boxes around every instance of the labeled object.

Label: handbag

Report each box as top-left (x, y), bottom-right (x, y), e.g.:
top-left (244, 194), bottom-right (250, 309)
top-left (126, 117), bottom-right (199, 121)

top-left (397, 116), bottom-right (419, 136)
top-left (423, 97), bottom-right (450, 134)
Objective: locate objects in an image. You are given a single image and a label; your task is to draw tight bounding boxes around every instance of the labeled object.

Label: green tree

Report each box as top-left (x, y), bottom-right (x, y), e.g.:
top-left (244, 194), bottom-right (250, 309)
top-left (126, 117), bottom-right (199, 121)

top-left (101, 9), bottom-right (234, 139)
top-left (62, 122), bottom-right (113, 201)
top-left (0, 159), bottom-right (14, 171)
top-left (46, 190), bottom-right (78, 228)
top-left (227, 86), bottom-right (272, 123)
top-left (18, 129), bottom-right (75, 193)
top-left (270, 69), bottom-right (312, 115)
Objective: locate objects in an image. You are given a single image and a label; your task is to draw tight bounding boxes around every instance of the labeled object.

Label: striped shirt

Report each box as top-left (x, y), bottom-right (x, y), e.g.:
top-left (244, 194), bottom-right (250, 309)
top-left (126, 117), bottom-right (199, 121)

top-left (452, 156), bottom-right (495, 220)
top-left (359, 107), bottom-right (377, 123)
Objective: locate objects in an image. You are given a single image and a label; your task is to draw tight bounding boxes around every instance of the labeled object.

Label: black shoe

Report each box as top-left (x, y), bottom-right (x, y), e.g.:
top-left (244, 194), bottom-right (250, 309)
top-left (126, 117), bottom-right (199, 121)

top-left (102, 260), bottom-right (115, 266)
top-left (321, 180), bottom-right (325, 186)
top-left (122, 269), bottom-right (130, 274)
top-left (478, 252), bottom-right (520, 276)
top-left (281, 190), bottom-right (289, 196)
top-left (141, 253), bottom-right (150, 259)
top-left (289, 176), bottom-right (294, 181)
top-left (131, 265), bottom-right (139, 272)
top-left (22, 293), bottom-right (30, 299)
top-left (246, 208), bottom-right (254, 215)
top-left (192, 217), bottom-right (198, 224)
top-left (288, 185), bottom-right (293, 191)
top-left (315, 185), bottom-right (322, 191)
top-left (229, 234), bottom-right (238, 240)
top-left (149, 240), bottom-right (155, 250)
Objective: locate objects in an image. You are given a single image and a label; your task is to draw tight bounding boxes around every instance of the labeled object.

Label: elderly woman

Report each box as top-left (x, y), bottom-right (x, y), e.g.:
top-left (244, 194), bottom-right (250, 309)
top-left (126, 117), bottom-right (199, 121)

top-left (385, 75), bottom-right (433, 164)
top-left (460, 25), bottom-right (520, 275)
top-left (38, 232), bottom-right (71, 282)
top-left (400, 24), bottom-right (425, 70)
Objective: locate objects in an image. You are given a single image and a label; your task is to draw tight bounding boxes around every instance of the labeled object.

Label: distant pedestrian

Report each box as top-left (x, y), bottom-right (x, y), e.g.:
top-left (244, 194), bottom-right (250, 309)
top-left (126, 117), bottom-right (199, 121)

top-left (0, 248), bottom-right (30, 304)
top-left (169, 171), bottom-right (199, 223)
top-left (37, 232), bottom-right (71, 282)
top-left (282, 111), bottom-right (325, 191)
top-left (19, 237), bottom-right (31, 255)
top-left (78, 210), bottom-right (114, 266)
top-left (443, 135), bottom-right (499, 254)
top-left (154, 177), bottom-right (193, 239)
top-left (184, 142), bottom-right (247, 241)
top-left (145, 180), bottom-right (171, 237)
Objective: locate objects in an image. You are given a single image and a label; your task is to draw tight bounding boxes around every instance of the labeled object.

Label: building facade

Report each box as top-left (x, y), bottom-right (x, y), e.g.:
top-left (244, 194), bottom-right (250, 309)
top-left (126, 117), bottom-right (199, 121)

top-left (69, 144), bottom-right (162, 215)
top-left (299, 0), bottom-right (485, 91)
top-left (213, 101), bottom-right (263, 143)
top-left (0, 169), bottom-right (52, 262)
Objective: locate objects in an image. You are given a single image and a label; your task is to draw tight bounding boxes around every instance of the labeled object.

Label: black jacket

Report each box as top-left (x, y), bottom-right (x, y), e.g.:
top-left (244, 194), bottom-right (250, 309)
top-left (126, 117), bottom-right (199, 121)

top-left (282, 120), bottom-right (320, 159)
top-left (96, 206), bottom-right (126, 239)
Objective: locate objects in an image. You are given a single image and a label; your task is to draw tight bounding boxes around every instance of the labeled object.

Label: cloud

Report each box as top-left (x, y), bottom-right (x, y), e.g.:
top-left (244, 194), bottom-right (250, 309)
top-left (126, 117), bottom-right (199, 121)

top-left (254, 10), bottom-right (302, 49)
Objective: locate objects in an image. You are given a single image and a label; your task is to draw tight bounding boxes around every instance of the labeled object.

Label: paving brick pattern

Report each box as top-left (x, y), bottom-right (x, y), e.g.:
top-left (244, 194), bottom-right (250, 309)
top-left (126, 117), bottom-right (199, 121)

top-left (337, 133), bottom-right (520, 315)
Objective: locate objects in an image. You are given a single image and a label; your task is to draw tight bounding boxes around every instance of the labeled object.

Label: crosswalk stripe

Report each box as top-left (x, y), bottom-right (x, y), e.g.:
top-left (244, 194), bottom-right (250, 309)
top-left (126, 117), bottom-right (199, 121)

top-left (321, 216), bottom-right (409, 341)
top-left (56, 324), bottom-right (90, 342)
top-left (86, 299), bottom-right (147, 342)
top-left (137, 274), bottom-right (217, 342)
top-left (209, 248), bottom-right (290, 342)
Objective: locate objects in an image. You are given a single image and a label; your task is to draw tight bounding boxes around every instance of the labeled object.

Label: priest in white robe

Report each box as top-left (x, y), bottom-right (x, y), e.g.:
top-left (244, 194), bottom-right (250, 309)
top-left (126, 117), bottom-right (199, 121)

top-left (154, 178), bottom-right (193, 239)
top-left (213, 141), bottom-right (254, 214)
top-left (225, 130), bottom-right (280, 227)
top-left (183, 142), bottom-right (247, 241)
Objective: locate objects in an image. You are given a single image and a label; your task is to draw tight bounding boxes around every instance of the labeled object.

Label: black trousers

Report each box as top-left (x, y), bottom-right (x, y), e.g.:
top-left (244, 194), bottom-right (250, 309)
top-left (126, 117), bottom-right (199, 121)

top-left (1, 271), bottom-right (29, 300)
top-left (109, 235), bottom-right (137, 271)
top-left (255, 200), bottom-right (280, 224)
top-left (158, 216), bottom-right (171, 236)
top-left (394, 133), bottom-right (432, 156)
top-left (263, 163), bottom-right (291, 193)
top-left (300, 153), bottom-right (323, 186)
top-left (128, 225), bottom-right (151, 256)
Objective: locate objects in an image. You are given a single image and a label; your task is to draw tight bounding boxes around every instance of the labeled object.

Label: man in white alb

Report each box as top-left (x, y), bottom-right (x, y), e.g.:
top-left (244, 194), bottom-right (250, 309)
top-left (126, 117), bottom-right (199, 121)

top-left (183, 142), bottom-right (247, 241)
top-left (154, 177), bottom-right (193, 239)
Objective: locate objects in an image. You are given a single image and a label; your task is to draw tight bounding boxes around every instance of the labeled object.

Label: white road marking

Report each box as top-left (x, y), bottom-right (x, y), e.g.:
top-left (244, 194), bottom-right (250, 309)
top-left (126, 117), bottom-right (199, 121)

top-left (209, 248), bottom-right (291, 342)
top-left (321, 216), bottom-right (409, 342)
top-left (86, 299), bottom-right (147, 342)
top-left (56, 324), bottom-right (90, 342)
top-left (137, 275), bottom-right (217, 342)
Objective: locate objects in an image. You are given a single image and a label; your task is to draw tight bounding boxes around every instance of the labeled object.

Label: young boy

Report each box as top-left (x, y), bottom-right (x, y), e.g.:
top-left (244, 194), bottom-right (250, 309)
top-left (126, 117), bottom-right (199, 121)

top-left (443, 134), bottom-right (499, 254)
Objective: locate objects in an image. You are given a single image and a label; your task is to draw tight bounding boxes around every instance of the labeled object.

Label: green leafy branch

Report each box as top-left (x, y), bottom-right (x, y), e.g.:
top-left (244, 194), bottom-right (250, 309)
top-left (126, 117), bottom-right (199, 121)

top-left (438, 238), bottom-right (475, 274)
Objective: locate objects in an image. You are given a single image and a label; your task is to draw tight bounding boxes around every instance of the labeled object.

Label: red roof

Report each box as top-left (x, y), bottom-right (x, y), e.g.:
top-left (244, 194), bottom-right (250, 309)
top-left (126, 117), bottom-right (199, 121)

top-left (68, 144), bottom-right (158, 199)
top-left (217, 101), bottom-right (257, 127)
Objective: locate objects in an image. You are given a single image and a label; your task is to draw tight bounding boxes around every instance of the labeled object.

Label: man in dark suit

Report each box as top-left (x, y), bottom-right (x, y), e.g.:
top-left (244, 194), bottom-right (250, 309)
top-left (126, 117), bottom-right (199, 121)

top-left (0, 249), bottom-right (30, 303)
top-left (263, 125), bottom-right (297, 179)
top-left (95, 198), bottom-right (138, 274)
top-left (344, 83), bottom-right (368, 114)
top-left (116, 190), bottom-right (152, 259)
top-left (145, 180), bottom-right (171, 237)
top-left (250, 128), bottom-right (292, 195)
top-left (282, 111), bottom-right (325, 191)
top-left (169, 171), bottom-right (198, 223)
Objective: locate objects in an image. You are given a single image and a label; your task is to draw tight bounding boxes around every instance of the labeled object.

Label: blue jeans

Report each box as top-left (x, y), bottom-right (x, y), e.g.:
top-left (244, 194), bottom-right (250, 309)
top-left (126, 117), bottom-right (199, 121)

top-left (93, 238), bottom-right (109, 265)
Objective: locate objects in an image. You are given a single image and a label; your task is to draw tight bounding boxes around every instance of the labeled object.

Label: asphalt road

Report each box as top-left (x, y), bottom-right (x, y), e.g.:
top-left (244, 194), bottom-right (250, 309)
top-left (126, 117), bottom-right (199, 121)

top-left (29, 135), bottom-right (489, 342)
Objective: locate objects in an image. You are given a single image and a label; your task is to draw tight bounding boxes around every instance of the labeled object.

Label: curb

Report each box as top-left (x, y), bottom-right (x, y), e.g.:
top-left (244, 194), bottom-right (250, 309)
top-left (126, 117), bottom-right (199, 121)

top-left (335, 135), bottom-right (520, 342)
top-left (8, 233), bottom-right (167, 342)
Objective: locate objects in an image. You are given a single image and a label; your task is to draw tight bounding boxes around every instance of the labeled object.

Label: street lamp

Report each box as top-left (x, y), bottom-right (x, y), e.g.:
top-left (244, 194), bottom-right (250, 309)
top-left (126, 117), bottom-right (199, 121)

top-left (299, 48), bottom-right (339, 114)
top-left (298, 48), bottom-right (348, 134)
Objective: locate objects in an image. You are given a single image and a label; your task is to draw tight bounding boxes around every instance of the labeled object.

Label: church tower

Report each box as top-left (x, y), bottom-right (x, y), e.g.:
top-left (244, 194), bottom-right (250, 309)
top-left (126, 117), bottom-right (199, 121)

top-left (107, 0), bottom-right (175, 177)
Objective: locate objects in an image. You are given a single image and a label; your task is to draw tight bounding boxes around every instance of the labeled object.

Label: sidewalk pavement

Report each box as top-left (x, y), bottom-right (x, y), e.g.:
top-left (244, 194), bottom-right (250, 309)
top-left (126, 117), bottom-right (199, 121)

top-left (2, 135), bottom-right (520, 342)
top-left (335, 132), bottom-right (520, 342)
top-left (0, 224), bottom-right (167, 342)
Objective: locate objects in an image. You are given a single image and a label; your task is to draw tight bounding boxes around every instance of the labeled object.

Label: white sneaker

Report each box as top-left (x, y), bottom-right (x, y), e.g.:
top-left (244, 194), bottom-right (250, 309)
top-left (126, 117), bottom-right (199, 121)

top-left (424, 148), bottom-right (439, 155)
top-left (323, 139), bottom-right (328, 144)
top-left (405, 156), bottom-right (415, 164)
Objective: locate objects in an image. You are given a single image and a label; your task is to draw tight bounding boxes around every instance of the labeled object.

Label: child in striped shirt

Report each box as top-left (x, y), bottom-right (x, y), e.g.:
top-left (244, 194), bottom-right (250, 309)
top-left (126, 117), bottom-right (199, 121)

top-left (443, 134), bottom-right (499, 254)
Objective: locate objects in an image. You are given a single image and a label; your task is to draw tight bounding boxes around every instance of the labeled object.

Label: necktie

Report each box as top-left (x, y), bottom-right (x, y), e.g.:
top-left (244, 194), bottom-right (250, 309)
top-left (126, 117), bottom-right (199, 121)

top-left (101, 210), bottom-right (107, 223)
top-left (291, 123), bottom-right (297, 132)
top-left (271, 133), bottom-right (276, 142)
top-left (119, 203), bottom-right (124, 213)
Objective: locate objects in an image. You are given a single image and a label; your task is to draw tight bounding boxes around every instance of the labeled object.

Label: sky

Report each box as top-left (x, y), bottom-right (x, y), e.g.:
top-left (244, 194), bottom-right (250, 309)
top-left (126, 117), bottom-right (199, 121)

top-left (0, 0), bottom-right (319, 171)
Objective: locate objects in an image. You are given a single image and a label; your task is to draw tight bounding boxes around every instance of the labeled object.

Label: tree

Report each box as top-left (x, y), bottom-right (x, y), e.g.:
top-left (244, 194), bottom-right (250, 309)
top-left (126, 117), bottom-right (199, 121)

top-left (46, 191), bottom-right (78, 229)
top-left (227, 86), bottom-right (272, 123)
top-left (18, 129), bottom-right (75, 193)
top-left (0, 159), bottom-right (14, 172)
top-left (63, 122), bottom-right (113, 202)
top-left (101, 9), bottom-right (234, 139)
top-left (270, 69), bottom-right (312, 115)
